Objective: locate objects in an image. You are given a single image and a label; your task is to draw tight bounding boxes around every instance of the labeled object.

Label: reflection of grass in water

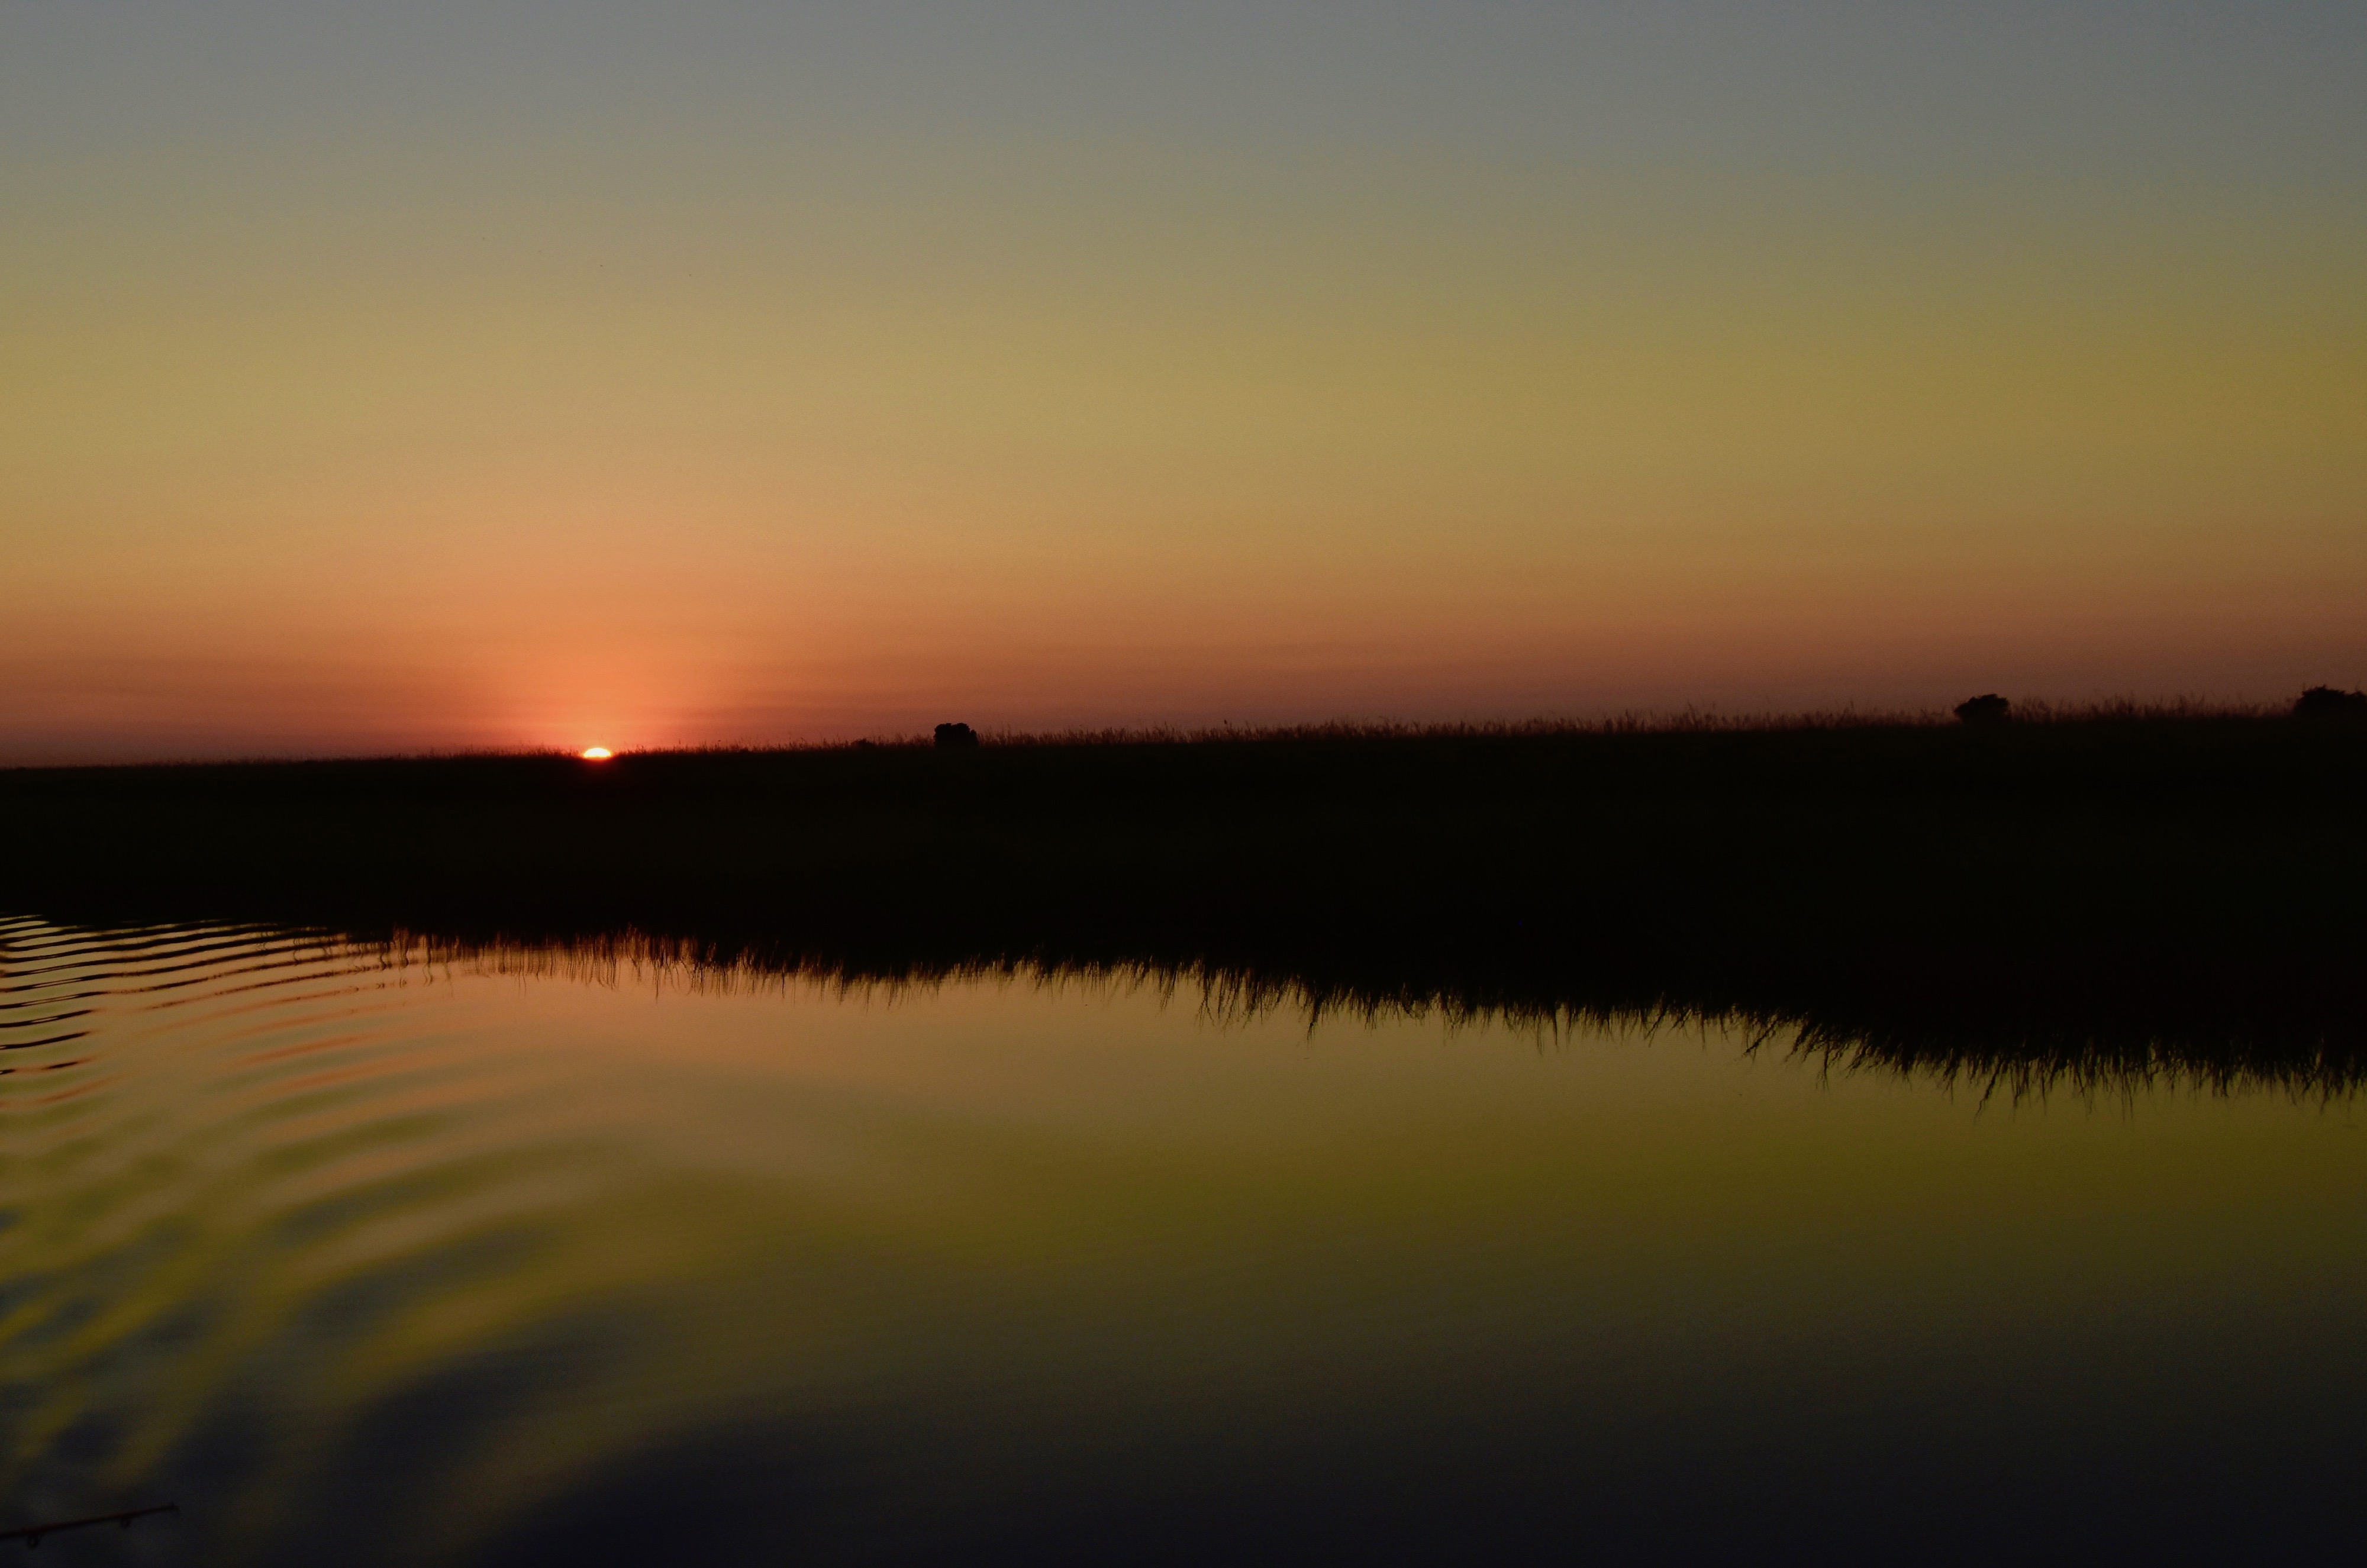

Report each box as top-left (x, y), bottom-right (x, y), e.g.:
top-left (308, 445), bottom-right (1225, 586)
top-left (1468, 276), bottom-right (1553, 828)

top-left (7, 706), bottom-right (2365, 1102)
top-left (1771, 1011), bottom-right (2367, 1107)
top-left (362, 921), bottom-right (2367, 1108)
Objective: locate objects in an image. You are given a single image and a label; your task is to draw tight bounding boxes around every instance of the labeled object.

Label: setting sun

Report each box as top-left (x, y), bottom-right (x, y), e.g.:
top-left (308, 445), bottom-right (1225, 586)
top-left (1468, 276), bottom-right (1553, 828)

top-left (581, 747), bottom-right (613, 760)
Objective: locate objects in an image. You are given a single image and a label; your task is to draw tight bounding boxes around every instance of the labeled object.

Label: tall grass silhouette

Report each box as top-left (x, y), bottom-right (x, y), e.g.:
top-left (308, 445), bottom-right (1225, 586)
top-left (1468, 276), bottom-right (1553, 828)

top-left (10, 702), bottom-right (2360, 1096)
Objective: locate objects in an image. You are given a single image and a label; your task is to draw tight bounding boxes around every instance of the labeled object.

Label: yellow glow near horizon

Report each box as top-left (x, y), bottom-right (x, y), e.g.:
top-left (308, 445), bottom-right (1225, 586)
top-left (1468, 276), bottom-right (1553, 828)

top-left (581, 747), bottom-right (613, 761)
top-left (2, 5), bottom-right (2362, 764)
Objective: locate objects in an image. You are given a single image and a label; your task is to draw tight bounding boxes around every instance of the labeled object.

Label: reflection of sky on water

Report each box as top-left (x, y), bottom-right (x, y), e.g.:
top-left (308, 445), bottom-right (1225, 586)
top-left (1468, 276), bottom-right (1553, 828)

top-left (4, 917), bottom-right (2365, 1563)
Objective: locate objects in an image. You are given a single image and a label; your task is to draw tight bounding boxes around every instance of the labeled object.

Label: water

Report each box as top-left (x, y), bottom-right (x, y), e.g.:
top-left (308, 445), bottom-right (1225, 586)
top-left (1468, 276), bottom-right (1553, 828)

top-left (4, 915), bottom-right (2365, 1564)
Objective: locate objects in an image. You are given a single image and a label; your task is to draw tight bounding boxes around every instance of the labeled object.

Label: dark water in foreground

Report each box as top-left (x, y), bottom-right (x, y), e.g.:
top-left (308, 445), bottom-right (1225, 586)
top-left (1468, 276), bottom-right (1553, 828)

top-left (4, 917), bottom-right (2364, 1564)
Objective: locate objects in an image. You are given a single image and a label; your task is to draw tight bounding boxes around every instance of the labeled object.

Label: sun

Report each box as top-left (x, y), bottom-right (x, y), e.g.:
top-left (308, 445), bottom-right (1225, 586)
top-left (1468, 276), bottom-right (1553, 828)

top-left (581, 746), bottom-right (614, 760)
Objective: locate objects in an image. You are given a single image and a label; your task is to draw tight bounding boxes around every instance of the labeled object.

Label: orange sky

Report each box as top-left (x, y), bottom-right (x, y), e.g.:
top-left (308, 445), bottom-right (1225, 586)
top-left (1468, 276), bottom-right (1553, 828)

top-left (5, 4), bottom-right (2363, 762)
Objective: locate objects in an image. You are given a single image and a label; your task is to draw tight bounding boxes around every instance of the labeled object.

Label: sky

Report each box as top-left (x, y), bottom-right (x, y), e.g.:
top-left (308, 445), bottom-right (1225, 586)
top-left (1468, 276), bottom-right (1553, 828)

top-left (5, 1), bottom-right (2363, 762)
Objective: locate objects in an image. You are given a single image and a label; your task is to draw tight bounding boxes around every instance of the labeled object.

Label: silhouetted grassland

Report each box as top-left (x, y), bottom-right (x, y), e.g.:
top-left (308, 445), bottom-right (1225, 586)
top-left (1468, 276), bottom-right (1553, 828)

top-left (6, 706), bottom-right (2363, 1089)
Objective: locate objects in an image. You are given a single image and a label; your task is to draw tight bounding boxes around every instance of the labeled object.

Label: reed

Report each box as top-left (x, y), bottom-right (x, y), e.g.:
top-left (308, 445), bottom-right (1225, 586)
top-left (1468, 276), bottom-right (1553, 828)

top-left (5, 705), bottom-right (2362, 1086)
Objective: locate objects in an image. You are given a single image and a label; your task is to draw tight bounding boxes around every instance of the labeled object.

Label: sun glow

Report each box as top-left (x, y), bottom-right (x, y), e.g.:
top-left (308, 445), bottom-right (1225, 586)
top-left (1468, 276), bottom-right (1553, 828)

top-left (581, 747), bottom-right (613, 760)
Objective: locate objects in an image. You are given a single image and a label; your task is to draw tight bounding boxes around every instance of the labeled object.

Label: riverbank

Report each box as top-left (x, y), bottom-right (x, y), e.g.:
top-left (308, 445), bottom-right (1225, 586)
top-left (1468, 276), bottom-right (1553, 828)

top-left (7, 710), bottom-right (2364, 1076)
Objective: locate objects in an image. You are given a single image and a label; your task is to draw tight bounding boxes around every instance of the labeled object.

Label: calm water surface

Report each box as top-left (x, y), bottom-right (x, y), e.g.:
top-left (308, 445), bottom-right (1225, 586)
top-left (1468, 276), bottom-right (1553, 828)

top-left (4, 916), bottom-right (2364, 1563)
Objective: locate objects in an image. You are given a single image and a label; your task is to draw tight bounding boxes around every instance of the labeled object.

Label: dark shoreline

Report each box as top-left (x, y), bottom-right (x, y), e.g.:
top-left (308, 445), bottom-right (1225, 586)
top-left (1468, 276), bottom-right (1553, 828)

top-left (8, 712), bottom-right (2365, 1091)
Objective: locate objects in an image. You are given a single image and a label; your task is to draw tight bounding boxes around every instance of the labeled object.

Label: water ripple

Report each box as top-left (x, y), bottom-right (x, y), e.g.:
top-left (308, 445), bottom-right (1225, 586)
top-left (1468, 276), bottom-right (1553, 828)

top-left (8, 912), bottom-right (2367, 1564)
top-left (0, 917), bottom-right (641, 1563)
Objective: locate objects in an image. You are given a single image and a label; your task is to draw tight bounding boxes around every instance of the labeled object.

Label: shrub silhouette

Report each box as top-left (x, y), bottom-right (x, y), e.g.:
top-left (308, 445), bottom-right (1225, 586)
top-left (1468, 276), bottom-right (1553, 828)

top-left (934, 722), bottom-right (980, 748)
top-left (1953, 694), bottom-right (2011, 725)
top-left (2294, 686), bottom-right (2367, 719)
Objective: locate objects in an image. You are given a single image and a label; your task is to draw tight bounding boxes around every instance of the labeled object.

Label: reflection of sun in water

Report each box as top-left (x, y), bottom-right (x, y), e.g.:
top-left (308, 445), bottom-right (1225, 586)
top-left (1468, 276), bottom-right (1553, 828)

top-left (581, 747), bottom-right (614, 760)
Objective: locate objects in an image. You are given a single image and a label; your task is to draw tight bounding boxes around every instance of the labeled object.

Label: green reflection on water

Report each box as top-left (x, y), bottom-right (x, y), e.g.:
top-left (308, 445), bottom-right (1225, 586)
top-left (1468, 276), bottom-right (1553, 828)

top-left (4, 920), bottom-right (2365, 1563)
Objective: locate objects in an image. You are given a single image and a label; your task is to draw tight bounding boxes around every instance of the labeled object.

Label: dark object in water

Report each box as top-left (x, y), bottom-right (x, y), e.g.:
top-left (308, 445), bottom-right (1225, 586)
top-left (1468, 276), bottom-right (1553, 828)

top-left (0, 1503), bottom-right (178, 1548)
top-left (934, 722), bottom-right (980, 749)
top-left (2294, 686), bottom-right (2367, 719)
top-left (1954, 694), bottom-right (2011, 725)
